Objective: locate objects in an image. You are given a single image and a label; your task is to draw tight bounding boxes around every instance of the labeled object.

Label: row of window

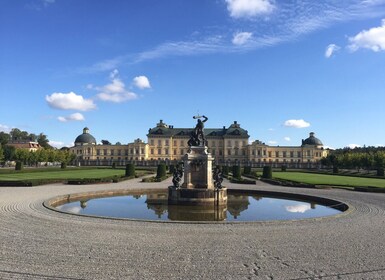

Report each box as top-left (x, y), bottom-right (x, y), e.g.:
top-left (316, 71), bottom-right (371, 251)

top-left (149, 139), bottom-right (248, 148)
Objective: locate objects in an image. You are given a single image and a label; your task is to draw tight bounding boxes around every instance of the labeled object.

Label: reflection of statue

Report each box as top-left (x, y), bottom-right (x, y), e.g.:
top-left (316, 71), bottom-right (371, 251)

top-left (213, 166), bottom-right (223, 189)
top-left (188, 115), bottom-right (208, 146)
top-left (172, 164), bottom-right (184, 188)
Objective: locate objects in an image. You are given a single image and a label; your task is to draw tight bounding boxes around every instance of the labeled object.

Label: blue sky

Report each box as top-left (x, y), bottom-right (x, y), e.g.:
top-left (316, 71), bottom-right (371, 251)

top-left (1, 0), bottom-right (385, 149)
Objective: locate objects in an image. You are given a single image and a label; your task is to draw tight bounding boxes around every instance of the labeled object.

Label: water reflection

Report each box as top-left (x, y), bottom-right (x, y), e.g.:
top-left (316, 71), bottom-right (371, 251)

top-left (56, 191), bottom-right (341, 222)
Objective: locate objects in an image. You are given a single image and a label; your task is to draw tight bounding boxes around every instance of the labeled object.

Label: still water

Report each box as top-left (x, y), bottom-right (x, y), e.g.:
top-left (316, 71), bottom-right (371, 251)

top-left (56, 191), bottom-right (342, 222)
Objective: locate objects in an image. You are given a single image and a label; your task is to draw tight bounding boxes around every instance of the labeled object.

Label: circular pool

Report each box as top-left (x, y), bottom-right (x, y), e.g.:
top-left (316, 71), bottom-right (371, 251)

top-left (45, 189), bottom-right (348, 222)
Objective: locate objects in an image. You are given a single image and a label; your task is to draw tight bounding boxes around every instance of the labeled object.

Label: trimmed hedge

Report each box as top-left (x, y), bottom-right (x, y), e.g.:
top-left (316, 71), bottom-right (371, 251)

top-left (125, 163), bottom-right (136, 177)
top-left (156, 164), bottom-right (167, 179)
top-left (232, 165), bottom-right (241, 180)
top-left (15, 161), bottom-right (23, 171)
top-left (262, 166), bottom-right (272, 179)
top-left (243, 166), bottom-right (252, 175)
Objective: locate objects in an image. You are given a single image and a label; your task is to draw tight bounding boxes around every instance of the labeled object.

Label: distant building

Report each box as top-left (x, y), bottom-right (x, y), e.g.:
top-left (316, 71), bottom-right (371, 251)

top-left (70, 121), bottom-right (329, 167)
top-left (6, 141), bottom-right (41, 152)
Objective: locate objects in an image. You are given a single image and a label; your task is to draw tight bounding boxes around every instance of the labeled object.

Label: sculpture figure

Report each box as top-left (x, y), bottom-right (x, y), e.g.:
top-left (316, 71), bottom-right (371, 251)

top-left (172, 164), bottom-right (184, 188)
top-left (213, 166), bottom-right (223, 189)
top-left (188, 115), bottom-right (208, 146)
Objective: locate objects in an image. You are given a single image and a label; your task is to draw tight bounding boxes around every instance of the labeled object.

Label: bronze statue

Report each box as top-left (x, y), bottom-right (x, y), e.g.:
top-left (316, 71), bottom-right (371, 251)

top-left (188, 115), bottom-right (208, 146)
top-left (213, 166), bottom-right (223, 189)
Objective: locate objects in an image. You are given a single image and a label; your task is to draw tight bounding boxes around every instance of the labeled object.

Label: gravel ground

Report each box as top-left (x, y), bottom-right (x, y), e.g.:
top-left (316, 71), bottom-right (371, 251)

top-left (1, 177), bottom-right (385, 280)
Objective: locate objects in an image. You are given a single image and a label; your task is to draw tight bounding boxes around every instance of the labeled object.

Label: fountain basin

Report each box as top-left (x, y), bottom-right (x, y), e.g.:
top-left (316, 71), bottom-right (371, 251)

top-left (45, 188), bottom-right (349, 222)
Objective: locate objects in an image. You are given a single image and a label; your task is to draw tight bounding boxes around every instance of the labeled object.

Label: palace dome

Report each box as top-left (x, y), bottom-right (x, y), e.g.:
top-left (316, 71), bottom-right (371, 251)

top-left (74, 127), bottom-right (96, 146)
top-left (302, 132), bottom-right (323, 146)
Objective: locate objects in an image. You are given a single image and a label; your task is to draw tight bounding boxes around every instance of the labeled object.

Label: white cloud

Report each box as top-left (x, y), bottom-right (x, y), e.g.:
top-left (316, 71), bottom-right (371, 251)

top-left (348, 19), bottom-right (385, 52)
top-left (325, 44), bottom-right (341, 58)
top-left (284, 137), bottom-right (291, 142)
top-left (284, 119), bottom-right (310, 128)
top-left (347, 144), bottom-right (361, 149)
top-left (268, 128), bottom-right (274, 131)
top-left (133, 76), bottom-right (151, 89)
top-left (226, 0), bottom-right (275, 19)
top-left (96, 70), bottom-right (138, 103)
top-left (57, 113), bottom-right (85, 122)
top-left (232, 32), bottom-right (253, 45)
top-left (285, 204), bottom-right (311, 213)
top-left (49, 140), bottom-right (65, 149)
top-left (268, 140), bottom-right (277, 145)
top-left (0, 124), bottom-right (11, 133)
top-left (46, 92), bottom-right (96, 111)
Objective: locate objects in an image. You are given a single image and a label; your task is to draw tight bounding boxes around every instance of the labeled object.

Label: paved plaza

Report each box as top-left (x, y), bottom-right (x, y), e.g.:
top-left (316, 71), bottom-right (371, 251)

top-left (1, 178), bottom-right (384, 279)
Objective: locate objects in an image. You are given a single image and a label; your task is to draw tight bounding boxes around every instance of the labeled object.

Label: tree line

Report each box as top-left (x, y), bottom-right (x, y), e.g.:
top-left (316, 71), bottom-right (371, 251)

top-left (0, 128), bottom-right (75, 166)
top-left (321, 146), bottom-right (385, 172)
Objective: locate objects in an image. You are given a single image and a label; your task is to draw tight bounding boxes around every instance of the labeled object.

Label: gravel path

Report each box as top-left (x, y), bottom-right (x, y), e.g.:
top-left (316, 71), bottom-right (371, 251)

top-left (1, 177), bottom-right (385, 279)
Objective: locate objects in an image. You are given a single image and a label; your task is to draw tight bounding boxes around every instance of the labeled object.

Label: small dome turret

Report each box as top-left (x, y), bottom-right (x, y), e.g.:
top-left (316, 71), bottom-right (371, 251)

top-left (302, 132), bottom-right (323, 146)
top-left (75, 127), bottom-right (97, 146)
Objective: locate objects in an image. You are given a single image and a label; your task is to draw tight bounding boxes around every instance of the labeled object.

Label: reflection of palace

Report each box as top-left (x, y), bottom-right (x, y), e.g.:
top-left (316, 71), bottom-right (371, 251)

top-left (144, 193), bottom-right (253, 221)
top-left (70, 120), bottom-right (329, 167)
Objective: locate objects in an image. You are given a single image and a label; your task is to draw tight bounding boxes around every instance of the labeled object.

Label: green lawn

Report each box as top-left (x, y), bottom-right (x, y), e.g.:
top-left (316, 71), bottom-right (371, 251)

top-left (272, 172), bottom-right (385, 188)
top-left (0, 168), bottom-right (126, 181)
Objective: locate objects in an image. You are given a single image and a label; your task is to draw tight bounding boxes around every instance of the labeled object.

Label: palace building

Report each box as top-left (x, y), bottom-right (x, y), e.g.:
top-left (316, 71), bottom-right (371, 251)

top-left (70, 120), bottom-right (329, 167)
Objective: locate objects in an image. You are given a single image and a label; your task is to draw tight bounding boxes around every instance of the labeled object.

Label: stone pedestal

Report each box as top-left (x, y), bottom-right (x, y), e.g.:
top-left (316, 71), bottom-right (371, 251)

top-left (168, 146), bottom-right (227, 206)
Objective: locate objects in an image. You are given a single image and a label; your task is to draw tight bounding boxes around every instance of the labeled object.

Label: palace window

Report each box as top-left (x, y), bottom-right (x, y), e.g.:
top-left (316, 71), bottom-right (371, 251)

top-left (297, 151), bottom-right (301, 157)
top-left (268, 151), bottom-right (272, 157)
top-left (228, 149), bottom-right (231, 155)
top-left (151, 149), bottom-right (154, 155)
top-left (157, 149), bottom-right (161, 155)
top-left (283, 151), bottom-right (287, 158)
top-left (150, 139), bottom-right (154, 146)
top-left (290, 151), bottom-right (294, 158)
top-left (158, 140), bottom-right (162, 146)
top-left (173, 140), bottom-right (177, 146)
top-left (165, 140), bottom-right (169, 146)
top-left (275, 151), bottom-right (279, 157)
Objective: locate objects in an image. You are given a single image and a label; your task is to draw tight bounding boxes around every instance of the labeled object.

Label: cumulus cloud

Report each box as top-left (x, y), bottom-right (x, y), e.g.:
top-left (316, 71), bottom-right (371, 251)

top-left (133, 76), bottom-right (151, 89)
top-left (49, 140), bottom-right (65, 149)
top-left (284, 119), bottom-right (310, 128)
top-left (285, 204), bottom-right (311, 213)
top-left (325, 44), bottom-right (341, 58)
top-left (46, 92), bottom-right (96, 111)
top-left (232, 32), bottom-right (253, 45)
top-left (268, 140), bottom-right (277, 145)
top-left (57, 113), bottom-right (85, 122)
top-left (284, 137), bottom-right (291, 142)
top-left (96, 70), bottom-right (138, 103)
top-left (226, 0), bottom-right (275, 19)
top-left (348, 19), bottom-right (385, 52)
top-left (0, 124), bottom-right (11, 133)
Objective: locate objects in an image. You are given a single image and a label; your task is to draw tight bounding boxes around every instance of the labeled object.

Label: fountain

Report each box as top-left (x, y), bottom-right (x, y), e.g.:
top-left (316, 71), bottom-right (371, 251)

top-left (168, 115), bottom-right (227, 210)
top-left (46, 115), bottom-right (348, 222)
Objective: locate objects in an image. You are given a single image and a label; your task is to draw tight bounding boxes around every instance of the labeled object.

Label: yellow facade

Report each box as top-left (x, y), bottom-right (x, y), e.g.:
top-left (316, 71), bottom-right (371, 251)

top-left (70, 122), bottom-right (329, 166)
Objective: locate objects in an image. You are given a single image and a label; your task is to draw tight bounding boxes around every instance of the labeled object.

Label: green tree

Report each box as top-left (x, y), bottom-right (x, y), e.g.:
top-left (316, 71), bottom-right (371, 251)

top-left (0, 131), bottom-right (10, 146)
top-left (0, 145), bottom-right (4, 162)
top-left (3, 145), bottom-right (16, 161)
top-left (37, 133), bottom-right (53, 149)
top-left (14, 149), bottom-right (30, 164)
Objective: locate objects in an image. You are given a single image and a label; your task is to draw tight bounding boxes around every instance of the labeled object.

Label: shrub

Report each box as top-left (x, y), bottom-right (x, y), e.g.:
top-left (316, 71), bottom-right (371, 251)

top-left (15, 161), bottom-right (23, 171)
top-left (112, 162), bottom-right (116, 169)
top-left (377, 168), bottom-right (384, 177)
top-left (243, 166), bottom-right (252, 175)
top-left (125, 163), bottom-right (136, 177)
top-left (156, 163), bottom-right (167, 179)
top-left (232, 165), bottom-right (241, 180)
top-left (61, 162), bottom-right (67, 169)
top-left (281, 165), bottom-right (287, 172)
top-left (262, 166), bottom-right (272, 179)
top-left (222, 166), bottom-right (229, 176)
top-left (333, 166), bottom-right (339, 174)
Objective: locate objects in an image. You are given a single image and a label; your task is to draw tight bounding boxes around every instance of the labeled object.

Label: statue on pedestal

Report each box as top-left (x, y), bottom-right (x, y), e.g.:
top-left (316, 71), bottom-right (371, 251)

top-left (188, 115), bottom-right (208, 147)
